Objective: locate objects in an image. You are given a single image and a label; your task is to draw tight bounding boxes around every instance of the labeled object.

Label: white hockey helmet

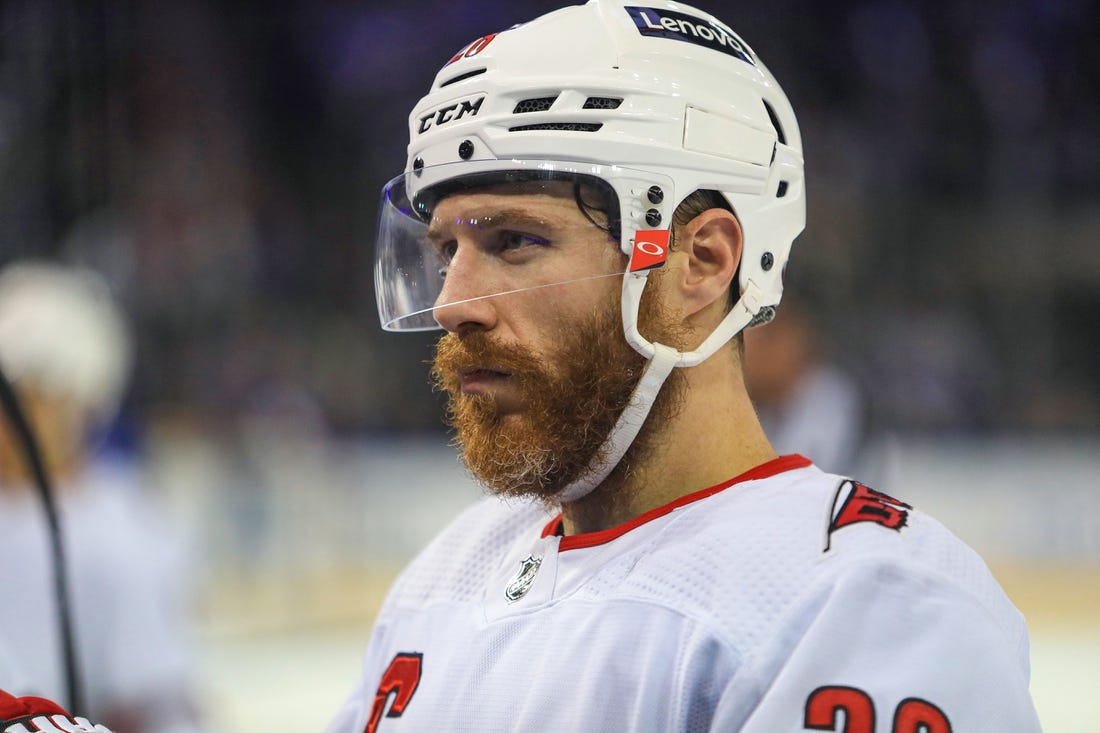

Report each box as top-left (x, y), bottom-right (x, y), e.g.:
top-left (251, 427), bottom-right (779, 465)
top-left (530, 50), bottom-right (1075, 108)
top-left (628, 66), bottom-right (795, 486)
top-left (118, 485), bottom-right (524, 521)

top-left (375, 0), bottom-right (805, 499)
top-left (0, 260), bottom-right (133, 427)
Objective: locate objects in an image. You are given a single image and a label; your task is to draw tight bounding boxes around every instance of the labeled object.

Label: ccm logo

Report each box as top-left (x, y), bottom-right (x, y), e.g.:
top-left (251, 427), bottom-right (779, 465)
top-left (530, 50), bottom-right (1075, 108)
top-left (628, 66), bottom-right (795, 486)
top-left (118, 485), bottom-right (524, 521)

top-left (418, 97), bottom-right (485, 134)
top-left (630, 230), bottom-right (669, 272)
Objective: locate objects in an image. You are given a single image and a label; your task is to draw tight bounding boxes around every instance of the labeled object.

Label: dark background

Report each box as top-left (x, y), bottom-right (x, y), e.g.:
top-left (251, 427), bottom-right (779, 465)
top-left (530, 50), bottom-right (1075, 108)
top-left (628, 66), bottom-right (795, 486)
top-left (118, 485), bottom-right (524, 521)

top-left (2, 0), bottom-right (1098, 441)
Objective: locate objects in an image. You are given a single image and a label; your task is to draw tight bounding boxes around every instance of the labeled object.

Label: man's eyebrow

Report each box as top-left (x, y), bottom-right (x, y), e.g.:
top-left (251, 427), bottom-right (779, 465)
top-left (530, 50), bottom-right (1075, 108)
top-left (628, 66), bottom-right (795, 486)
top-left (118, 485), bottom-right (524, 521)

top-left (426, 209), bottom-right (553, 242)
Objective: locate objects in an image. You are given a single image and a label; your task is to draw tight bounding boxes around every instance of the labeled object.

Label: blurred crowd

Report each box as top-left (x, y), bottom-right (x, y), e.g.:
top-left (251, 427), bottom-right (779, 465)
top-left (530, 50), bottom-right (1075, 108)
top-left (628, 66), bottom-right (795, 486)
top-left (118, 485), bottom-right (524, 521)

top-left (1, 0), bottom-right (1097, 440)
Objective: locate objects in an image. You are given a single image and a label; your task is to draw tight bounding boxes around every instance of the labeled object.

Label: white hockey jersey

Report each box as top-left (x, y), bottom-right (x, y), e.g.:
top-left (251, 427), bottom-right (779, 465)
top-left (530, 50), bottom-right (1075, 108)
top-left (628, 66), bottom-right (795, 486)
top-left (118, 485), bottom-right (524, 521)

top-left (327, 455), bottom-right (1040, 732)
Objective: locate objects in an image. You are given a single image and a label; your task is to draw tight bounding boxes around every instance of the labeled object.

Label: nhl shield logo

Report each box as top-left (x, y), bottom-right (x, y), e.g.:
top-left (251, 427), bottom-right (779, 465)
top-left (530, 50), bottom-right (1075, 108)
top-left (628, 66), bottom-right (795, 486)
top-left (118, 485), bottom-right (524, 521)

top-left (504, 555), bottom-right (542, 603)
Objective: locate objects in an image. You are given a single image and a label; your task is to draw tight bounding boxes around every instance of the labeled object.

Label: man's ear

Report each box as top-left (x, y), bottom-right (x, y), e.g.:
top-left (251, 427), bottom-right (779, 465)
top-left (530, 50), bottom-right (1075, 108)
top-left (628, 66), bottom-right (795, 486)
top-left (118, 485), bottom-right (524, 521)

top-left (676, 209), bottom-right (742, 318)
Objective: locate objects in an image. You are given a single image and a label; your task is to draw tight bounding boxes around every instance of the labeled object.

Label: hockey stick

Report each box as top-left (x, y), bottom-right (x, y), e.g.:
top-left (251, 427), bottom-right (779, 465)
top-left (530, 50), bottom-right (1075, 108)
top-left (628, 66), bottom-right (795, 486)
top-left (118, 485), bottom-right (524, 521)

top-left (0, 365), bottom-right (84, 713)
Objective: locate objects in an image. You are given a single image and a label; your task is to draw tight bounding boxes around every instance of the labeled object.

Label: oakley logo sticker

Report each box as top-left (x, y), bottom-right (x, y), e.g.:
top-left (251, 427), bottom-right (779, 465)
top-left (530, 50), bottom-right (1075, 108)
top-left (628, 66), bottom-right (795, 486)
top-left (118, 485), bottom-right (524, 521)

top-left (418, 96), bottom-right (485, 134)
top-left (630, 230), bottom-right (670, 272)
top-left (625, 7), bottom-right (755, 66)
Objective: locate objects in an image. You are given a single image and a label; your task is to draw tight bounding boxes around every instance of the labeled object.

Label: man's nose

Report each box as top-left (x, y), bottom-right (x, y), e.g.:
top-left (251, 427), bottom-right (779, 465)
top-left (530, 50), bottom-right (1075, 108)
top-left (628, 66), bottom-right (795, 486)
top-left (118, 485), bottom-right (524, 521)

top-left (432, 248), bottom-right (499, 335)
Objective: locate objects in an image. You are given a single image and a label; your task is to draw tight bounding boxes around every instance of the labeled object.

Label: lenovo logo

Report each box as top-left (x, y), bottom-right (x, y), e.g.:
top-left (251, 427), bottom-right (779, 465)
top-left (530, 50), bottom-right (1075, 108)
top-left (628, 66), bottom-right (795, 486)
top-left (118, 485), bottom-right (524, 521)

top-left (625, 6), bottom-right (755, 66)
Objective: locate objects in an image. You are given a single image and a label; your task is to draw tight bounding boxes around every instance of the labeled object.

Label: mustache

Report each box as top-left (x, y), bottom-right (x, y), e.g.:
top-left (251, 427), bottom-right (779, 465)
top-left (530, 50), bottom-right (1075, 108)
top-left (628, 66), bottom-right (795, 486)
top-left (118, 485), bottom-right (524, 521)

top-left (431, 331), bottom-right (547, 392)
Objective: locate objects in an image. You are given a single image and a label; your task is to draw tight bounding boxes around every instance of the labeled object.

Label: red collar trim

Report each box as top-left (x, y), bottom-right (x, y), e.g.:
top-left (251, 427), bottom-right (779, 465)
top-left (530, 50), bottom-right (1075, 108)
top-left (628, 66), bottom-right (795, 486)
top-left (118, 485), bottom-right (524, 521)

top-left (540, 454), bottom-right (812, 551)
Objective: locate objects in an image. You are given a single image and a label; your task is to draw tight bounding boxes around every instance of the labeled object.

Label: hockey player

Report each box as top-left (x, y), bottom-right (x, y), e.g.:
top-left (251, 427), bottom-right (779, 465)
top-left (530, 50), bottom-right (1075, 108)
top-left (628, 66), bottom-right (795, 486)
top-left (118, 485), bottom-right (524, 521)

top-left (328, 1), bottom-right (1041, 730)
top-left (0, 262), bottom-right (206, 733)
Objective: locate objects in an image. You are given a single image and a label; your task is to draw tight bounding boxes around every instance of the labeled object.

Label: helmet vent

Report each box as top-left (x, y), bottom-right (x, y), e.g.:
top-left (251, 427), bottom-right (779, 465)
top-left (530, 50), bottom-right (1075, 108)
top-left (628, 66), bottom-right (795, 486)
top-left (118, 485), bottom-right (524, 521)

top-left (582, 96), bottom-right (622, 110)
top-left (513, 96), bottom-right (559, 114)
top-left (440, 68), bottom-right (487, 87)
top-left (509, 122), bottom-right (603, 132)
top-left (762, 100), bottom-right (786, 145)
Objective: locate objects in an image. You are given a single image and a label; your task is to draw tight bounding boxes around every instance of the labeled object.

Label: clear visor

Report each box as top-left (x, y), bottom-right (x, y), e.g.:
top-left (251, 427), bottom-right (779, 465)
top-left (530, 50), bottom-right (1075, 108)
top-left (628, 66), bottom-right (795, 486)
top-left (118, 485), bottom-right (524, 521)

top-left (375, 160), bottom-right (674, 331)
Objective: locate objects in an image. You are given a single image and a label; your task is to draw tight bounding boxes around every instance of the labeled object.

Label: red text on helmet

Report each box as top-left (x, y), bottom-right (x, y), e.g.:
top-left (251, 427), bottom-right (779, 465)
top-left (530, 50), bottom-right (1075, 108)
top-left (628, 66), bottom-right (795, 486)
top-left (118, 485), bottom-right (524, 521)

top-left (446, 34), bottom-right (497, 66)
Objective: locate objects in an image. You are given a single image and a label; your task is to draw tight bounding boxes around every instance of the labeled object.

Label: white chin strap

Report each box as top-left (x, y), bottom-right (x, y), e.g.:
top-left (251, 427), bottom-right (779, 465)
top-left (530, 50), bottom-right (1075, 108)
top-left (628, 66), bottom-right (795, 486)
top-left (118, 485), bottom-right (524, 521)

top-left (554, 270), bottom-right (766, 503)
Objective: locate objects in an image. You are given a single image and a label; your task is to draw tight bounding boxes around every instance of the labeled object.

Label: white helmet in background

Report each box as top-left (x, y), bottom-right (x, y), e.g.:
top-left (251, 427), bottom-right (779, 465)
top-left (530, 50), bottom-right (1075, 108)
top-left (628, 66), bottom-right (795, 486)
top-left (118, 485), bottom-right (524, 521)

top-left (375, 0), bottom-right (805, 499)
top-left (0, 260), bottom-right (133, 427)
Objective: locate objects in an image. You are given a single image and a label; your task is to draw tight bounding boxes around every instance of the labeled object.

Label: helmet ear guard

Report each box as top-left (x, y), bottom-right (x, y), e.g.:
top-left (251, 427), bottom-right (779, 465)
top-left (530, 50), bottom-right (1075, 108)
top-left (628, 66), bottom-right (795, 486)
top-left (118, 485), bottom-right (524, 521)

top-left (377, 0), bottom-right (806, 501)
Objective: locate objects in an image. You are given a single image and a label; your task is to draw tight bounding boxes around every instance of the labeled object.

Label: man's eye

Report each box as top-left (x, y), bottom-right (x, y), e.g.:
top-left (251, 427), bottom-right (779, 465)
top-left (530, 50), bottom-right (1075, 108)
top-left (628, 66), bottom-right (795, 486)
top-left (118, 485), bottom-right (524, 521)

top-left (499, 231), bottom-right (550, 251)
top-left (435, 241), bottom-right (457, 277)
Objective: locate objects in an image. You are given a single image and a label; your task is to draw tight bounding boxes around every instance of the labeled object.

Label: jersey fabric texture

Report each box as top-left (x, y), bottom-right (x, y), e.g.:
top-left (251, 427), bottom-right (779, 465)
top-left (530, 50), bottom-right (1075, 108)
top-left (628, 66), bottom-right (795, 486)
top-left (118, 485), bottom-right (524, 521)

top-left (326, 455), bottom-right (1040, 732)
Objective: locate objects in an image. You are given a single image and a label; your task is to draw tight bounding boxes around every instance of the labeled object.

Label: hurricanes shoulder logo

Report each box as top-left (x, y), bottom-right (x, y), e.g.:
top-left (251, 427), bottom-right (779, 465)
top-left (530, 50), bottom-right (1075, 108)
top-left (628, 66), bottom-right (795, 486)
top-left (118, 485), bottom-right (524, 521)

top-left (825, 480), bottom-right (912, 551)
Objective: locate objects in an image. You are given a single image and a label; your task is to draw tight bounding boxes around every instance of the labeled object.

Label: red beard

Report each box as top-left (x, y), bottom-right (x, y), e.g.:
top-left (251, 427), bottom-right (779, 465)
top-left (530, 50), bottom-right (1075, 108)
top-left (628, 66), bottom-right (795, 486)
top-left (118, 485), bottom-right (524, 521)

top-left (431, 291), bottom-right (685, 502)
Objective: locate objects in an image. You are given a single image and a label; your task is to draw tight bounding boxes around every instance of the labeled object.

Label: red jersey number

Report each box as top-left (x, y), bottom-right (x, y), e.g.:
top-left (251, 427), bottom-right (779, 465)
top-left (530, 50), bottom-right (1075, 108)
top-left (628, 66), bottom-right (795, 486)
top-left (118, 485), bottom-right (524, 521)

top-left (804, 686), bottom-right (874, 733)
top-left (894, 697), bottom-right (952, 733)
top-left (805, 687), bottom-right (951, 733)
top-left (365, 653), bottom-right (423, 733)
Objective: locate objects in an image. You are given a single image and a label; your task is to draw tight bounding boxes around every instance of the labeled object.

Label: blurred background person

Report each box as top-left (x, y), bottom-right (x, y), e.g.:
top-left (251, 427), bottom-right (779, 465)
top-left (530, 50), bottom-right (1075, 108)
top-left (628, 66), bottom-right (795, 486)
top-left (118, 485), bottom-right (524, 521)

top-left (0, 260), bottom-right (207, 733)
top-left (743, 289), bottom-right (881, 482)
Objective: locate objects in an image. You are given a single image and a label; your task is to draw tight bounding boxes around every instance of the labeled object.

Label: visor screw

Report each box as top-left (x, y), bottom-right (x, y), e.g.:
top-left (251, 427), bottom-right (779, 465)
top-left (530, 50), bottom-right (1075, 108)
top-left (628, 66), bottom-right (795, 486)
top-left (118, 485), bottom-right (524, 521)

top-left (761, 252), bottom-right (774, 271)
top-left (646, 186), bottom-right (664, 204)
top-left (458, 140), bottom-right (474, 160)
top-left (413, 157), bottom-right (424, 177)
top-left (645, 209), bottom-right (662, 227)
